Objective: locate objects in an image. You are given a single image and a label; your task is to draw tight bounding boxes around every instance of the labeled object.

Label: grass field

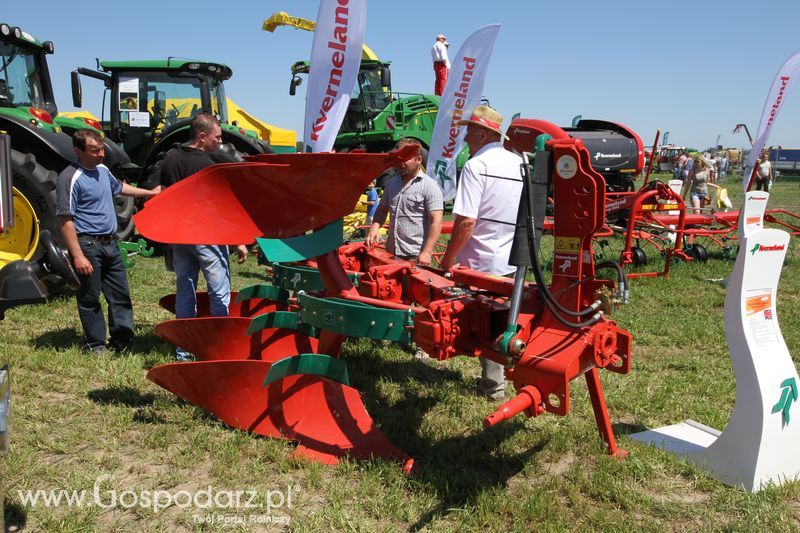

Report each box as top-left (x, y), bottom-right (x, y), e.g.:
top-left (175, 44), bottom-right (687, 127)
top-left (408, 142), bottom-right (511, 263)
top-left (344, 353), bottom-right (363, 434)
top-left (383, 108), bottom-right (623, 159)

top-left (2, 172), bottom-right (800, 531)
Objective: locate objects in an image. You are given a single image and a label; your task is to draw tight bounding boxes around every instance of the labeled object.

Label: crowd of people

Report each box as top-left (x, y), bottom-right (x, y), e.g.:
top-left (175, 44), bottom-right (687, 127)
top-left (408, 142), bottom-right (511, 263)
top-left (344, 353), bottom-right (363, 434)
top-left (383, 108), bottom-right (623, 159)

top-left (672, 150), bottom-right (730, 185)
top-left (670, 148), bottom-right (776, 213)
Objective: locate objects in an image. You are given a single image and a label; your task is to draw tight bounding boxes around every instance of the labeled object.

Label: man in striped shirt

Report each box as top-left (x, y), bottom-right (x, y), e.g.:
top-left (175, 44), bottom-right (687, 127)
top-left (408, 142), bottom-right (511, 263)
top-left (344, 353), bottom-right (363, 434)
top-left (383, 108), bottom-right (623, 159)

top-left (365, 138), bottom-right (443, 265)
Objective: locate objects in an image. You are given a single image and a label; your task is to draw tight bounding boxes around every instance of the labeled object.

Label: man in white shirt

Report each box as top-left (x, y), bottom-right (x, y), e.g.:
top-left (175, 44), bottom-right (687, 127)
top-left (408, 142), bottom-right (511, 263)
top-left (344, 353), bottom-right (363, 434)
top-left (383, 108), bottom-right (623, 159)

top-left (440, 105), bottom-right (523, 400)
top-left (431, 34), bottom-right (450, 96)
top-left (755, 154), bottom-right (774, 192)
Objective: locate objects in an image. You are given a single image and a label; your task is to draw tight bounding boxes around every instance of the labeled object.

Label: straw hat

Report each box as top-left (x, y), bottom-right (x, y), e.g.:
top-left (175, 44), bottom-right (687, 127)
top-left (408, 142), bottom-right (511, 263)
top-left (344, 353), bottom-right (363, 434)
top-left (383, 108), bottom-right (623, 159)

top-left (456, 105), bottom-right (505, 137)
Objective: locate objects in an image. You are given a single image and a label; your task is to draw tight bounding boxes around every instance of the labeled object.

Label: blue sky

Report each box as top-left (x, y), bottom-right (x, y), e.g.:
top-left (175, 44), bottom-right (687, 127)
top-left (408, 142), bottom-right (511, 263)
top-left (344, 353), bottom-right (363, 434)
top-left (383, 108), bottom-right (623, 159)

top-left (5, 0), bottom-right (800, 150)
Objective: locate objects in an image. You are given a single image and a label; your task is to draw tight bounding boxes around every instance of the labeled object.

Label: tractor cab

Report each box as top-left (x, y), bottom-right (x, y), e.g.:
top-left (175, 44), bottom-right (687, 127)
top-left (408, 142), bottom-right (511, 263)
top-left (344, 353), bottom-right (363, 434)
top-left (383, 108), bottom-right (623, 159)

top-left (74, 60), bottom-right (232, 167)
top-left (72, 59), bottom-right (269, 185)
top-left (343, 60), bottom-right (392, 134)
top-left (289, 57), bottom-right (453, 162)
top-left (0, 23), bottom-right (58, 130)
top-left (291, 59), bottom-right (392, 134)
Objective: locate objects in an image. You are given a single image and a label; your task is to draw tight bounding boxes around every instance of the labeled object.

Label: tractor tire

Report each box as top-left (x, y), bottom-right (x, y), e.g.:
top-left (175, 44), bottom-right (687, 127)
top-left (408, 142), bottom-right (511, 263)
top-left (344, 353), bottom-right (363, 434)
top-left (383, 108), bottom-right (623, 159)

top-left (140, 144), bottom-right (181, 192)
top-left (114, 194), bottom-right (135, 241)
top-left (141, 142), bottom-right (264, 191)
top-left (9, 148), bottom-right (60, 251)
top-left (211, 143), bottom-right (246, 163)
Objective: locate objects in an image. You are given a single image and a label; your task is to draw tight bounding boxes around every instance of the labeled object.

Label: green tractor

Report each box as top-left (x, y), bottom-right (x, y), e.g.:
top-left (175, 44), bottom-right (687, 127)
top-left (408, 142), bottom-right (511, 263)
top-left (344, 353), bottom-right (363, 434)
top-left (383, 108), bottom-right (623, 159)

top-left (71, 59), bottom-right (274, 193)
top-left (0, 21), bottom-right (134, 270)
top-left (289, 59), bottom-right (469, 173)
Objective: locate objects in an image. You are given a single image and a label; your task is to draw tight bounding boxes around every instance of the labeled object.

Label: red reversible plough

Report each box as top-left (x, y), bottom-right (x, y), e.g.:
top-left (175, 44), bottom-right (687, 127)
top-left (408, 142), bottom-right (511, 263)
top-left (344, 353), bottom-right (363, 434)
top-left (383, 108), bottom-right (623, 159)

top-left (134, 136), bottom-right (634, 472)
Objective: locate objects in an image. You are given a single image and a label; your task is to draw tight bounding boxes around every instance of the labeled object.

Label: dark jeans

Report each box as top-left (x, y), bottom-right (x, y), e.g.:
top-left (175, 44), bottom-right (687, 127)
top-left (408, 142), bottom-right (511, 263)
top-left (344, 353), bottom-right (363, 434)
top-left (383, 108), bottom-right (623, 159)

top-left (755, 177), bottom-right (771, 192)
top-left (76, 236), bottom-right (134, 350)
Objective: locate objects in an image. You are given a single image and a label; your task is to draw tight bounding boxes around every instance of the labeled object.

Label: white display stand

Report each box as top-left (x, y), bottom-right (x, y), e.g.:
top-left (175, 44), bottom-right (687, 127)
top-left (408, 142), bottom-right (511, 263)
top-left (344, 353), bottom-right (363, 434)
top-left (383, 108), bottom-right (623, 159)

top-left (632, 191), bottom-right (800, 492)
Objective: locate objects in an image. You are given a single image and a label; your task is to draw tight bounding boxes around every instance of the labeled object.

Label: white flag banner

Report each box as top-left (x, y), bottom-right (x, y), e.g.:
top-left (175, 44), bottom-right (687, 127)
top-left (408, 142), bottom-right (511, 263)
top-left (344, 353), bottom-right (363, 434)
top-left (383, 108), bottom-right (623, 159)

top-left (427, 24), bottom-right (501, 201)
top-left (303, 0), bottom-right (367, 153)
top-left (742, 51), bottom-right (800, 191)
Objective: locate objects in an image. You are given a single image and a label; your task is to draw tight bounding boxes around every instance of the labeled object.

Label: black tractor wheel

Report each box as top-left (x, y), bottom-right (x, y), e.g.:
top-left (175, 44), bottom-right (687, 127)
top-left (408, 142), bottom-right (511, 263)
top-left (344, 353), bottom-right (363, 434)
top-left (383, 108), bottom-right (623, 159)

top-left (686, 243), bottom-right (709, 262)
top-left (630, 246), bottom-right (647, 266)
top-left (114, 194), bottom-right (135, 241)
top-left (139, 144), bottom-right (181, 192)
top-left (10, 148), bottom-right (60, 249)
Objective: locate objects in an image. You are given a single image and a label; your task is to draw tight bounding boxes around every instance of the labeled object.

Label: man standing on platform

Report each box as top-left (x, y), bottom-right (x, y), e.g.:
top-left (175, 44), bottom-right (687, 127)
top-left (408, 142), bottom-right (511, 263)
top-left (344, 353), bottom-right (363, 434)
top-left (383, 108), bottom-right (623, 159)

top-left (431, 34), bottom-right (450, 96)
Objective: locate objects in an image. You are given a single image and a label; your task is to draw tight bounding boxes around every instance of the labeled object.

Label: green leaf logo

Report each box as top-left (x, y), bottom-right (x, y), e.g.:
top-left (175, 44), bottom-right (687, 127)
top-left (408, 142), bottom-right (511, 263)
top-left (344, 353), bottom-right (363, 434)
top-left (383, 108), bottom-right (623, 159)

top-left (750, 244), bottom-right (760, 255)
top-left (772, 377), bottom-right (798, 427)
top-left (434, 160), bottom-right (450, 188)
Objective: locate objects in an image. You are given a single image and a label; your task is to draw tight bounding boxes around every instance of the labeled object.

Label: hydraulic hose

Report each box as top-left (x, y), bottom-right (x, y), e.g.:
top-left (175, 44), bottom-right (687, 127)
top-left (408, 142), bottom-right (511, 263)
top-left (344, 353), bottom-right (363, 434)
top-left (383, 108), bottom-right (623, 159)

top-left (596, 260), bottom-right (629, 304)
top-left (518, 153), bottom-right (603, 328)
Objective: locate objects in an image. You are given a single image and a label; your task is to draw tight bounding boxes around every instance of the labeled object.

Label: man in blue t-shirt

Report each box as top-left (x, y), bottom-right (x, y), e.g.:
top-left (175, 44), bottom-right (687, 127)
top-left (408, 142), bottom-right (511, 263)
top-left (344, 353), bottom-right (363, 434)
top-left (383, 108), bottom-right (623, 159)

top-left (56, 129), bottom-right (160, 353)
top-left (362, 180), bottom-right (379, 226)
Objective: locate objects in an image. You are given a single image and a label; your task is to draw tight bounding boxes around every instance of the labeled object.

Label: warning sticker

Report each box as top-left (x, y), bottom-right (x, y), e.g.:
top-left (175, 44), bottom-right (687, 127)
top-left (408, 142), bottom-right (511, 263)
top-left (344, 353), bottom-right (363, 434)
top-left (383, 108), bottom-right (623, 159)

top-left (554, 237), bottom-right (580, 252)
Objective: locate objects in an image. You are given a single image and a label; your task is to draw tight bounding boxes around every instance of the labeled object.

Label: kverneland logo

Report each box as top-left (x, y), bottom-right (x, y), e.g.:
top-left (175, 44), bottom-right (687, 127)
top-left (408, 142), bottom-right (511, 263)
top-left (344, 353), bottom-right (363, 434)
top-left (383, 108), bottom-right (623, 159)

top-left (750, 243), bottom-right (786, 255)
top-left (309, 0), bottom-right (352, 143)
top-left (594, 152), bottom-right (622, 160)
top-left (440, 56), bottom-right (477, 159)
top-left (766, 76), bottom-right (790, 129)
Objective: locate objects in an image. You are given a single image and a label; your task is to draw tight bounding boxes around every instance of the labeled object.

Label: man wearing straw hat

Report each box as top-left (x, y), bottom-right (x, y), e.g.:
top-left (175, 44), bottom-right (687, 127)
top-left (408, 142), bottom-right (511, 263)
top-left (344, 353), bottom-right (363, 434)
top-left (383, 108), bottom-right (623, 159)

top-left (440, 105), bottom-right (523, 400)
top-left (431, 34), bottom-right (451, 96)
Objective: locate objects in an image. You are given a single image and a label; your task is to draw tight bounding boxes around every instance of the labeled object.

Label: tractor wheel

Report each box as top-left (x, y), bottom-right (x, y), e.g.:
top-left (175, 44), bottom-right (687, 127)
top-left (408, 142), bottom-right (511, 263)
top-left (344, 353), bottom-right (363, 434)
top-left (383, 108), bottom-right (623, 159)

top-left (211, 143), bottom-right (246, 163)
top-left (141, 141), bottom-right (266, 191)
top-left (630, 246), bottom-right (647, 266)
top-left (0, 187), bottom-right (40, 268)
top-left (9, 149), bottom-right (60, 252)
top-left (687, 243), bottom-right (709, 262)
top-left (212, 142), bottom-right (273, 163)
top-left (140, 144), bottom-right (181, 192)
top-left (114, 194), bottom-right (135, 241)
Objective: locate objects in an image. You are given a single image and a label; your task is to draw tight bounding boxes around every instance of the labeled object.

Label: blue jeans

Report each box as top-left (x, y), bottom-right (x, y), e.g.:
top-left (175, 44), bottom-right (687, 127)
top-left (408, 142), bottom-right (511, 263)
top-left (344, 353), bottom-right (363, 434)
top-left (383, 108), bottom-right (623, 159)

top-left (76, 236), bottom-right (133, 351)
top-left (172, 245), bottom-right (231, 359)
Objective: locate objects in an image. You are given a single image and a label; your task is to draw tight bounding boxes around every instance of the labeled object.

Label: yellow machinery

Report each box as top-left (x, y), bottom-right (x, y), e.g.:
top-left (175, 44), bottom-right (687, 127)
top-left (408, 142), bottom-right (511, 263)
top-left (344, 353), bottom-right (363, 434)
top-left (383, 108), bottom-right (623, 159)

top-left (262, 11), bottom-right (380, 60)
top-left (63, 104), bottom-right (296, 153)
top-left (0, 188), bottom-right (38, 268)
